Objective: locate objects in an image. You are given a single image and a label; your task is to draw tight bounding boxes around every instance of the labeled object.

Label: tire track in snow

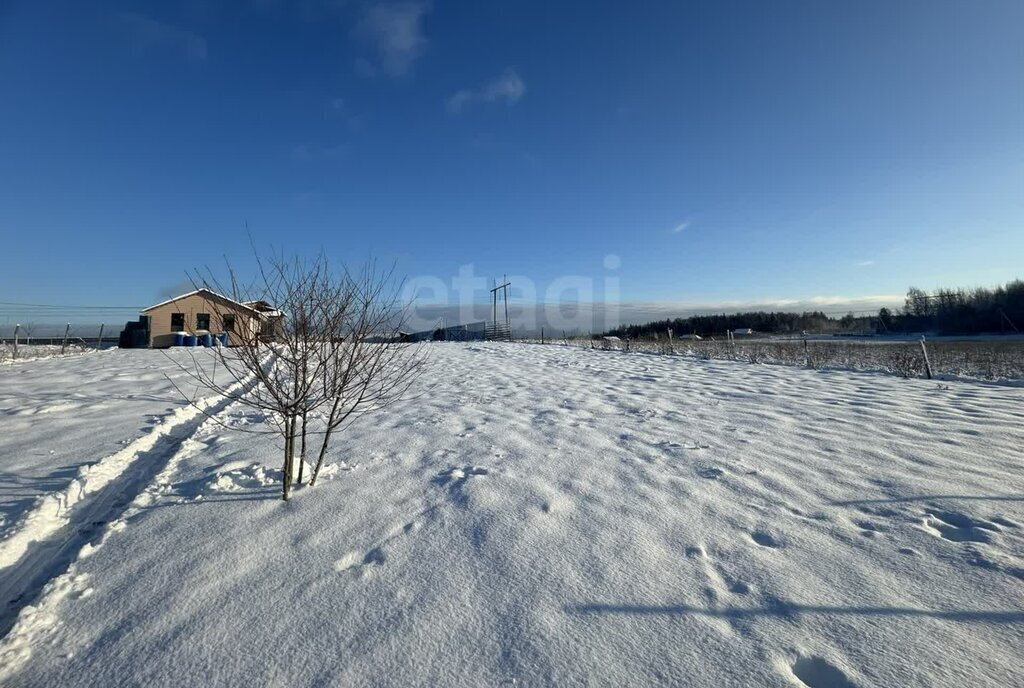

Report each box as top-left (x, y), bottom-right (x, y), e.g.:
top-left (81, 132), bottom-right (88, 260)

top-left (0, 368), bottom-right (262, 646)
top-left (0, 385), bottom-right (277, 682)
top-left (0, 383), bottom-right (235, 571)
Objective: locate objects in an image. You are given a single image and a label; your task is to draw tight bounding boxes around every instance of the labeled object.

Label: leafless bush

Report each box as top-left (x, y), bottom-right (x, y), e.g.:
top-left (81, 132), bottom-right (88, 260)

top-left (171, 251), bottom-right (425, 501)
top-left (0, 342), bottom-right (92, 365)
top-left (884, 345), bottom-right (922, 378)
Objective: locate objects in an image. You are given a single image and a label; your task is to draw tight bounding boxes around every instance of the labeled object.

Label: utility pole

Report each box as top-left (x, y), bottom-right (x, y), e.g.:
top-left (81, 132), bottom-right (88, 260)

top-left (503, 274), bottom-right (509, 330)
top-left (489, 276), bottom-right (512, 341)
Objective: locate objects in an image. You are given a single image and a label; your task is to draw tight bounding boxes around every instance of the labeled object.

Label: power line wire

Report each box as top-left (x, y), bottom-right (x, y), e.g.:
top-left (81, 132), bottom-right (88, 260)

top-left (0, 301), bottom-right (142, 310)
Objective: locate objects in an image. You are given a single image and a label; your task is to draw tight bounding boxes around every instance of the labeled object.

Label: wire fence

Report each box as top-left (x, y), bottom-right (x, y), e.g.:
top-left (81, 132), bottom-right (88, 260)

top-left (517, 334), bottom-right (1024, 382)
top-left (0, 320), bottom-right (120, 364)
top-left (0, 300), bottom-right (144, 360)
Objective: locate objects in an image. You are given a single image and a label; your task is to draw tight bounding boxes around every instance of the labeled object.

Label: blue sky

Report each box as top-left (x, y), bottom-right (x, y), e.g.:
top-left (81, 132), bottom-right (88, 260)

top-left (1, 0), bottom-right (1022, 326)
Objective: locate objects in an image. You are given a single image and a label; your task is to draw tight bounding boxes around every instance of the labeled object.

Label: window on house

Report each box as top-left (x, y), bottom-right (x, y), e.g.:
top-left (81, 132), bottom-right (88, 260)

top-left (171, 313), bottom-right (185, 330)
top-left (222, 314), bottom-right (236, 332)
top-left (196, 313), bottom-right (210, 331)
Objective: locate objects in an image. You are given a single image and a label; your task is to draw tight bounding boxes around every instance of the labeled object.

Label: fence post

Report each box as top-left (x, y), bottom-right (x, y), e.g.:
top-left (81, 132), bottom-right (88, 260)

top-left (919, 336), bottom-right (933, 380)
top-left (541, 327), bottom-right (544, 345)
top-left (97, 323), bottom-right (105, 350)
top-left (667, 328), bottom-right (674, 355)
top-left (12, 324), bottom-right (19, 360)
top-left (803, 338), bottom-right (809, 367)
top-left (61, 323), bottom-right (70, 354)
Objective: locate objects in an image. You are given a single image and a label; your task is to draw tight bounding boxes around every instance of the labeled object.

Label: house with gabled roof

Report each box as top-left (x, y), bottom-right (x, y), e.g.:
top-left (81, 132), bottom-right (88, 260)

top-left (133, 288), bottom-right (282, 348)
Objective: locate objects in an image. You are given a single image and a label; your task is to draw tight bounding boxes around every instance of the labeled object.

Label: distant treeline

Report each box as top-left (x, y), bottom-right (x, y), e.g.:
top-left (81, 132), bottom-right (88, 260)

top-left (607, 311), bottom-right (844, 339)
top-left (886, 280), bottom-right (1024, 335)
top-left (606, 280), bottom-right (1024, 338)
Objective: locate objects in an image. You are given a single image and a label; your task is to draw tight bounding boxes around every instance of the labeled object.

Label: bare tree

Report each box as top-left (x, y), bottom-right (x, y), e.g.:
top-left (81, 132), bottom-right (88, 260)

top-left (307, 261), bottom-right (426, 486)
top-left (19, 322), bottom-right (37, 346)
top-left (168, 250), bottom-right (425, 501)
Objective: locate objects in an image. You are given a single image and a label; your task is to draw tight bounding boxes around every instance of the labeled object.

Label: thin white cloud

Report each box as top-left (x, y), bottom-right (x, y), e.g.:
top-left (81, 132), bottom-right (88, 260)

top-left (769, 295), bottom-right (903, 308)
top-left (354, 1), bottom-right (430, 77)
top-left (670, 221), bottom-right (690, 234)
top-left (446, 90), bottom-right (474, 114)
top-left (446, 68), bottom-right (526, 113)
top-left (115, 12), bottom-right (207, 63)
top-left (854, 260), bottom-right (876, 267)
top-left (482, 69), bottom-right (526, 103)
top-left (325, 96), bottom-right (364, 131)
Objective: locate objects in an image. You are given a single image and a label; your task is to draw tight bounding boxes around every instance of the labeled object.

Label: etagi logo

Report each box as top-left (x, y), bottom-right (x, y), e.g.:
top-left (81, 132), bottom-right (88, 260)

top-left (401, 255), bottom-right (621, 336)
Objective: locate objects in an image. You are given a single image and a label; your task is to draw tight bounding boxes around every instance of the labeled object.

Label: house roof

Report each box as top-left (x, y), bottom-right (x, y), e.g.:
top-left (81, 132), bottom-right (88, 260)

top-left (141, 289), bottom-right (265, 316)
top-left (242, 300), bottom-right (284, 317)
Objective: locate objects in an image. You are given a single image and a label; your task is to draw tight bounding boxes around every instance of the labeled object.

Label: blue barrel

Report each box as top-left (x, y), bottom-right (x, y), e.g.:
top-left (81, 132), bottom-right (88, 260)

top-left (218, 333), bottom-right (229, 346)
top-left (184, 335), bottom-right (198, 347)
top-left (202, 333), bottom-right (214, 347)
top-left (173, 333), bottom-right (184, 347)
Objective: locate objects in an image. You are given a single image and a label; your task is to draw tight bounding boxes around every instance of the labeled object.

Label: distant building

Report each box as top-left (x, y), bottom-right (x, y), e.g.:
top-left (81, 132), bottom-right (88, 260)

top-left (128, 289), bottom-right (283, 348)
top-left (733, 328), bottom-right (755, 336)
top-left (399, 321), bottom-right (487, 343)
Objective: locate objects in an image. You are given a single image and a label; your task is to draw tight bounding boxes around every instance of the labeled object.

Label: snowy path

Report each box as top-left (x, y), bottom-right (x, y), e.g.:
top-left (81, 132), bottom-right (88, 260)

top-left (1, 343), bottom-right (1023, 686)
top-left (0, 366), bottom-right (259, 645)
top-left (0, 350), bottom-right (216, 535)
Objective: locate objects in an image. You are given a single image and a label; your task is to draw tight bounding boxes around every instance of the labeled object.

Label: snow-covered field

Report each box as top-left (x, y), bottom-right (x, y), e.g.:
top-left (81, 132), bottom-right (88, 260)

top-left (1, 343), bottom-right (1022, 687)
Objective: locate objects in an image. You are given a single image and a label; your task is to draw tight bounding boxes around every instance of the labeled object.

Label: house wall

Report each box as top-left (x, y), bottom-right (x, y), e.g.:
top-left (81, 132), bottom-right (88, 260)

top-left (144, 293), bottom-right (261, 348)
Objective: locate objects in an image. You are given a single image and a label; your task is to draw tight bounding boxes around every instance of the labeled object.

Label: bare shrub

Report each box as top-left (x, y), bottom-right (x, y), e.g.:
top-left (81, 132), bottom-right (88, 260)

top-left (171, 252), bottom-right (425, 501)
top-left (884, 345), bottom-right (921, 378)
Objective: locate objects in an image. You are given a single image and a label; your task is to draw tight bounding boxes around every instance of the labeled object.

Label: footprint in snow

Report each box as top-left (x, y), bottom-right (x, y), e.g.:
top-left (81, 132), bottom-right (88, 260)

top-left (729, 581), bottom-right (752, 595)
top-left (750, 531), bottom-right (781, 548)
top-left (434, 466), bottom-right (490, 508)
top-left (790, 655), bottom-right (858, 688)
top-left (854, 520), bottom-right (886, 538)
top-left (433, 465), bottom-right (489, 488)
top-left (697, 466), bottom-right (725, 480)
top-left (334, 547), bottom-right (386, 573)
top-left (921, 511), bottom-right (1001, 544)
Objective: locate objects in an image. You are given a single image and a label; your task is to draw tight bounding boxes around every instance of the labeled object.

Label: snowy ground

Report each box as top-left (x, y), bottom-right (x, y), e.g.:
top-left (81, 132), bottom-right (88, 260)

top-left (0, 350), bottom-right (224, 538)
top-left (1, 343), bottom-right (1022, 687)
